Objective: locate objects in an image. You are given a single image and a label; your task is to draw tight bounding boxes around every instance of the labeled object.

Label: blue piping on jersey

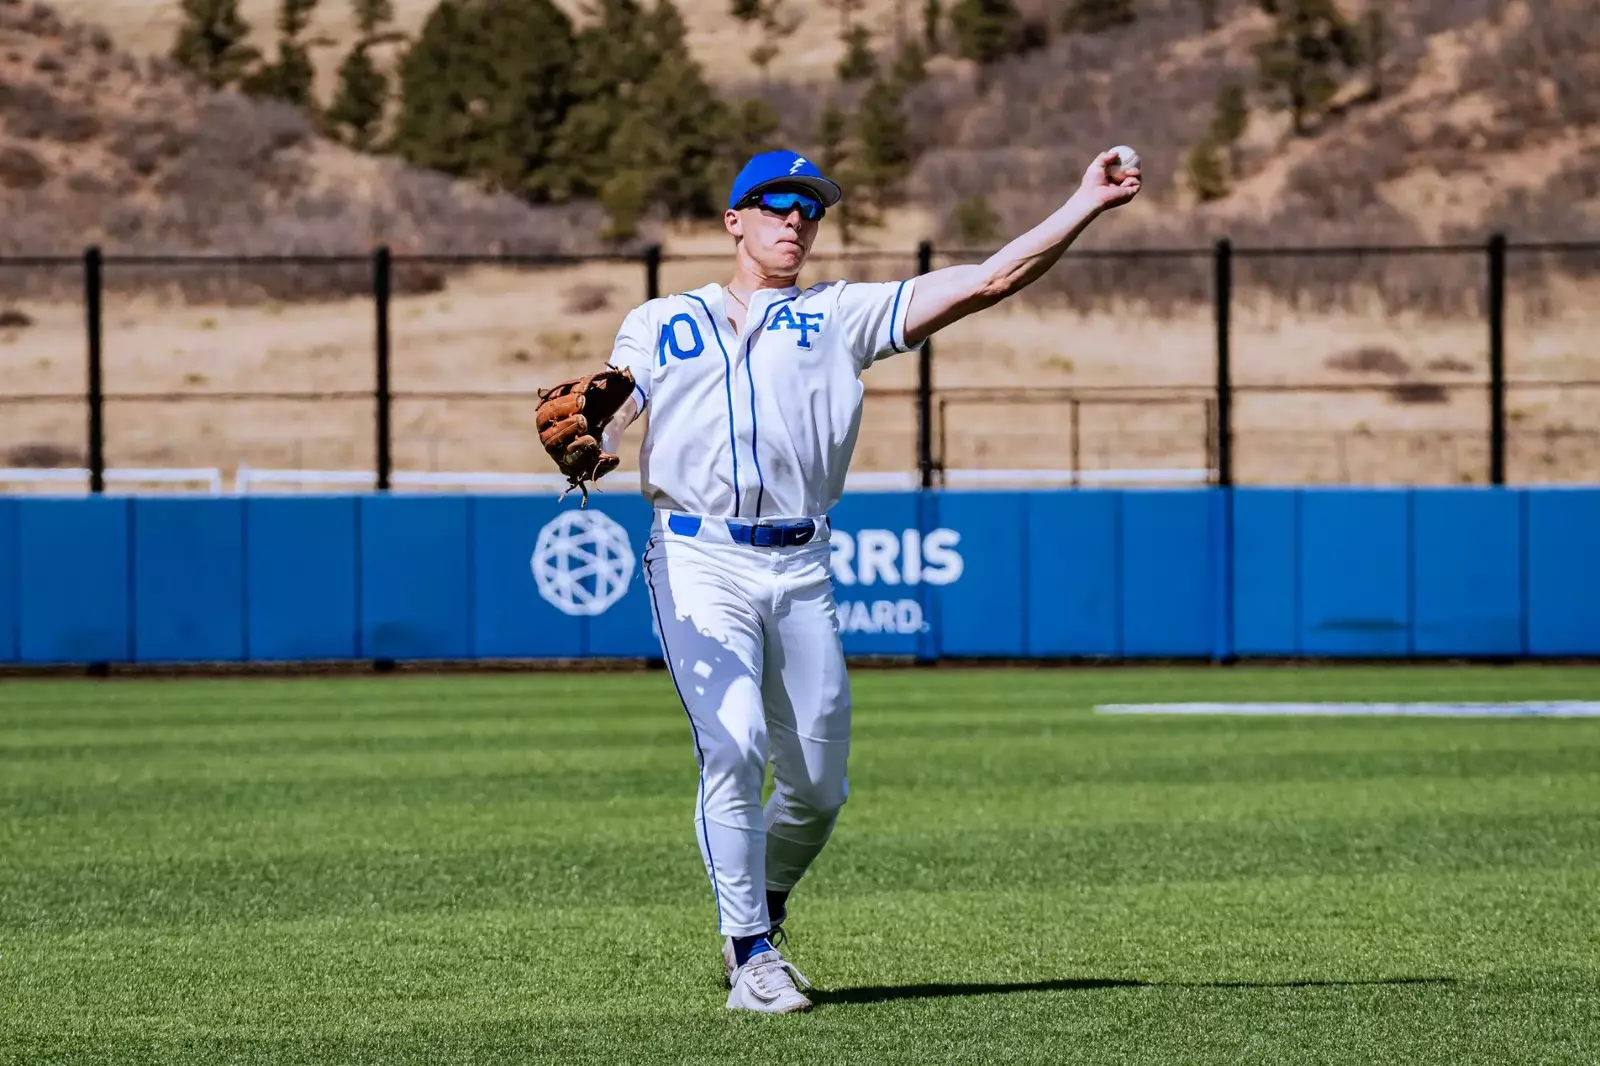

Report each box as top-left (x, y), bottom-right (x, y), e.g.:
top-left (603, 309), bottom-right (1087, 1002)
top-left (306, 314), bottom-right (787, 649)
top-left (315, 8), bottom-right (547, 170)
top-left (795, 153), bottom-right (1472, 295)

top-left (744, 295), bottom-right (797, 519)
top-left (684, 293), bottom-right (740, 516)
top-left (889, 279), bottom-right (910, 353)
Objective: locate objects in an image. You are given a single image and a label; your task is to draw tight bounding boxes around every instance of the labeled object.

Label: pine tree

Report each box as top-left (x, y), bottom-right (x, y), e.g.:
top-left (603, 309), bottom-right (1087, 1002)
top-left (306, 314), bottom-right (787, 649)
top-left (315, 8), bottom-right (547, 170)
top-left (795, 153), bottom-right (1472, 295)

top-left (837, 23), bottom-right (876, 80)
top-left (169, 0), bottom-right (262, 89)
top-left (822, 0), bottom-right (867, 37)
top-left (1363, 7), bottom-right (1385, 100)
top-left (950, 194), bottom-right (999, 245)
top-left (353, 0), bottom-right (395, 35)
top-left (854, 75), bottom-right (914, 210)
top-left (922, 0), bottom-right (941, 52)
top-left (728, 97), bottom-right (782, 163)
top-left (391, 0), bottom-right (579, 199)
top-left (1186, 137), bottom-right (1228, 201)
top-left (1254, 0), bottom-right (1363, 136)
top-left (742, 0), bottom-right (802, 82)
top-left (890, 36), bottom-right (927, 87)
top-left (948, 0), bottom-right (1021, 66)
top-left (1061, 0), bottom-right (1134, 34)
top-left (242, 0), bottom-right (319, 106)
top-left (1209, 81), bottom-right (1248, 172)
top-left (543, 0), bottom-right (732, 233)
top-left (327, 43), bottom-right (386, 147)
top-left (328, 0), bottom-right (395, 149)
top-left (815, 101), bottom-right (874, 245)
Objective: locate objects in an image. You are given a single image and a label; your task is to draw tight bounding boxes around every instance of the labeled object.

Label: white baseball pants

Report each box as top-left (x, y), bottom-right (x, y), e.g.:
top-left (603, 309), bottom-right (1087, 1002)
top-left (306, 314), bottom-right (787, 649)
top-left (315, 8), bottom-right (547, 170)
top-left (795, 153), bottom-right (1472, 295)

top-left (641, 511), bottom-right (851, 938)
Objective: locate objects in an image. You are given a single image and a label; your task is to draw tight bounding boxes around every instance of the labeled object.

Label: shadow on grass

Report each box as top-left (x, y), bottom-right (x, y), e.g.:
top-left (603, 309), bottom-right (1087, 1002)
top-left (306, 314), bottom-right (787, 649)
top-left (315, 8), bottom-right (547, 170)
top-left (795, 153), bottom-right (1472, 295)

top-left (815, 975), bottom-right (1456, 1006)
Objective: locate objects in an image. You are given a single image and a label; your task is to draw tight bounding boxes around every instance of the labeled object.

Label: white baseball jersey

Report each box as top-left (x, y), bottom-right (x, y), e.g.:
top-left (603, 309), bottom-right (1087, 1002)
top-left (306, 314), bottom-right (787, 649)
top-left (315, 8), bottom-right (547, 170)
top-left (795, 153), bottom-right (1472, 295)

top-left (605, 279), bottom-right (924, 518)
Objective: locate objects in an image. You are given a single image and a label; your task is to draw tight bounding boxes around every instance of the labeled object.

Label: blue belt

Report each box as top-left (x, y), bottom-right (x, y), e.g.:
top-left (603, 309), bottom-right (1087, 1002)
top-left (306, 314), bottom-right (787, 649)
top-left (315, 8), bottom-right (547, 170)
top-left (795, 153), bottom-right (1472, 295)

top-left (667, 513), bottom-right (817, 547)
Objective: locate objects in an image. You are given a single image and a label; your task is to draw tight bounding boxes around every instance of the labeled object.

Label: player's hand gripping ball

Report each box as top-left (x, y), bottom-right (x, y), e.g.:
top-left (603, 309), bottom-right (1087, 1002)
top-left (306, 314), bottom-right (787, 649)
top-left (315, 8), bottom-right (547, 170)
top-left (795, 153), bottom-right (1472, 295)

top-left (535, 366), bottom-right (635, 506)
top-left (1083, 145), bottom-right (1142, 209)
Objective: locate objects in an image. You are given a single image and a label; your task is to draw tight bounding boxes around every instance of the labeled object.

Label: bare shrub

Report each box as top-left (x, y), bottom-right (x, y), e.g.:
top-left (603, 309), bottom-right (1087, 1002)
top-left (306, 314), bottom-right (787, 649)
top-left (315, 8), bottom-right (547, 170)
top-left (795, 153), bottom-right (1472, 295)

top-left (0, 307), bottom-right (34, 327)
top-left (1390, 382), bottom-right (1449, 404)
top-left (1327, 346), bottom-right (1410, 376)
top-left (563, 282), bottom-right (615, 314)
top-left (0, 144), bottom-right (49, 189)
top-left (1461, 0), bottom-right (1600, 131)
top-left (24, 1), bottom-right (59, 35)
top-left (107, 116), bottom-right (188, 176)
top-left (6, 441), bottom-right (79, 467)
top-left (1426, 356), bottom-right (1475, 373)
top-left (64, 169), bottom-right (111, 195)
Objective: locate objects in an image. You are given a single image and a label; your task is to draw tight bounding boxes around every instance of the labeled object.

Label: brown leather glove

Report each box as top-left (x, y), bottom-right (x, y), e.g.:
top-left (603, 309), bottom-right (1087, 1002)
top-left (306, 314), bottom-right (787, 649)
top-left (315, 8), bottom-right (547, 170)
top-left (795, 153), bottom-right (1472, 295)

top-left (535, 367), bottom-right (636, 506)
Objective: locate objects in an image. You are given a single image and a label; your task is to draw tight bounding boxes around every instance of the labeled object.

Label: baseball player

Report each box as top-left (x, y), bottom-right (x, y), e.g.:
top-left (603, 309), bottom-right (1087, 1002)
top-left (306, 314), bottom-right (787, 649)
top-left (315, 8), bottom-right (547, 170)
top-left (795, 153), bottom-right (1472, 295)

top-left (535, 146), bottom-right (1140, 1013)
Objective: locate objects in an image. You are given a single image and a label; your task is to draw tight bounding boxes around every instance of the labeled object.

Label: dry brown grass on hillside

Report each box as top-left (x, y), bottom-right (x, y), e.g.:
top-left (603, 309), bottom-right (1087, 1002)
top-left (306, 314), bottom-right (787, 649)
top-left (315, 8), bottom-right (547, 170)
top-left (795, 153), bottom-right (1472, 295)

top-left (902, 0), bottom-right (1599, 251)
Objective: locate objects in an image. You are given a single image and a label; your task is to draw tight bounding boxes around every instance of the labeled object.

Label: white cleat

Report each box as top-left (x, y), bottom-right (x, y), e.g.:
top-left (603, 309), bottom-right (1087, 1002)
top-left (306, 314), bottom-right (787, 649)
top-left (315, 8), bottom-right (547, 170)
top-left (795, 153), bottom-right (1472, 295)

top-left (725, 949), bottom-right (814, 1014)
top-left (722, 927), bottom-right (788, 987)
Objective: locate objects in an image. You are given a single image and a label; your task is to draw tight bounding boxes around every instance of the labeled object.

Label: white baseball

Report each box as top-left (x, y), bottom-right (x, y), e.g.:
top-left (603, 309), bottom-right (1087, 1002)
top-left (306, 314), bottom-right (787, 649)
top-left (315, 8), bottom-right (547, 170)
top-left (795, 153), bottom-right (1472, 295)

top-left (1107, 145), bottom-right (1140, 181)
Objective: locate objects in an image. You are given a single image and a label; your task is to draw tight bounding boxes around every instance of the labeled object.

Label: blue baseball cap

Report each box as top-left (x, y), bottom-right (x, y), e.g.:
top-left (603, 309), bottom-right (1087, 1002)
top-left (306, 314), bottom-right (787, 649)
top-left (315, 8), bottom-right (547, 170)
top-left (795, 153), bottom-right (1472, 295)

top-left (728, 149), bottom-right (843, 211)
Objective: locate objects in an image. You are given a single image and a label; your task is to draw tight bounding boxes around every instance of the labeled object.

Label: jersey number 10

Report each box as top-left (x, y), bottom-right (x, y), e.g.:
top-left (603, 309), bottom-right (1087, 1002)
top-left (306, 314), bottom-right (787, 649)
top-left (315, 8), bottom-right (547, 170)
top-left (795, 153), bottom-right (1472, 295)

top-left (658, 314), bottom-right (706, 366)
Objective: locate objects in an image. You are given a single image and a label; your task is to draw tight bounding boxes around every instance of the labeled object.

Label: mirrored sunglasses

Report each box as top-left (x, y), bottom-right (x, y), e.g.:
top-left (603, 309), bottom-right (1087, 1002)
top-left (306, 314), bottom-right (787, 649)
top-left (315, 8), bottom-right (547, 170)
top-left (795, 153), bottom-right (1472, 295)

top-left (744, 190), bottom-right (827, 221)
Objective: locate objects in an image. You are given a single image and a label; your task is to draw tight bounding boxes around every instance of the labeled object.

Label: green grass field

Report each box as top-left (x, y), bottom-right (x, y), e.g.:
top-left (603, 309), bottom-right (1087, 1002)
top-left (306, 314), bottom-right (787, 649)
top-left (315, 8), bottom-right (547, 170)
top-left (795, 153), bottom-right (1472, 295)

top-left (3, 665), bottom-right (1599, 1064)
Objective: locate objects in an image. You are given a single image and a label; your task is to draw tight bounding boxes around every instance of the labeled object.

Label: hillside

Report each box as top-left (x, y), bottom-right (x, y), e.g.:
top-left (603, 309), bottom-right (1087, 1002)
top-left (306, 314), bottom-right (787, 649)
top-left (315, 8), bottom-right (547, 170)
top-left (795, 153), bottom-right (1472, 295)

top-left (11, 0), bottom-right (1600, 258)
top-left (0, 0), bottom-right (619, 268)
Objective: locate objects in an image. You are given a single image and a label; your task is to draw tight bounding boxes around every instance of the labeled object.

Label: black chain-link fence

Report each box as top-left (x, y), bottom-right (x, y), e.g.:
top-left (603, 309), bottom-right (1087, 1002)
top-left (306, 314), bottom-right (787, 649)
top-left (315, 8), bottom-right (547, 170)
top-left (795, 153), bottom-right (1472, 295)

top-left (2, 236), bottom-right (1597, 494)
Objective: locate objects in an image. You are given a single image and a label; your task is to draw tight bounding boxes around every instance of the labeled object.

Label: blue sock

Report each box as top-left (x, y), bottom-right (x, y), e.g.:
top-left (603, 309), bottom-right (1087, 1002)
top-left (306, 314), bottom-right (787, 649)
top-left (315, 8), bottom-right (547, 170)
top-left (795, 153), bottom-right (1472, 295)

top-left (732, 934), bottom-right (773, 967)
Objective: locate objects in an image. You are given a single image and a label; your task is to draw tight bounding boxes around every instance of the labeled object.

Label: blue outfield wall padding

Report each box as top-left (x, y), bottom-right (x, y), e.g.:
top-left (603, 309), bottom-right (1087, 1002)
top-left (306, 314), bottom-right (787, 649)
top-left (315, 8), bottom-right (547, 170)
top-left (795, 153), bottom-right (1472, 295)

top-left (826, 492), bottom-right (922, 657)
top-left (16, 497), bottom-right (132, 664)
top-left (360, 495), bottom-right (472, 660)
top-left (1525, 488), bottom-right (1600, 656)
top-left (929, 492), bottom-right (1025, 657)
top-left (246, 497), bottom-right (360, 662)
top-left (473, 495), bottom-right (584, 659)
top-left (1298, 489), bottom-right (1412, 656)
top-left (1025, 491), bottom-right (1119, 657)
top-left (1120, 489), bottom-right (1215, 657)
top-left (1232, 490), bottom-right (1300, 656)
top-left (0, 499), bottom-right (16, 663)
top-left (1209, 489), bottom-right (1234, 662)
top-left (579, 495), bottom-right (660, 658)
top-left (1411, 488), bottom-right (1524, 656)
top-left (133, 498), bottom-right (245, 663)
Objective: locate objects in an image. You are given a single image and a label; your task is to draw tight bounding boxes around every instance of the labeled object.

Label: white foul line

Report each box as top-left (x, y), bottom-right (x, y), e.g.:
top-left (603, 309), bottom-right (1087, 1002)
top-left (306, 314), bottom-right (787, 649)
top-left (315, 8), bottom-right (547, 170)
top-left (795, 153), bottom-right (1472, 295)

top-left (1094, 702), bottom-right (1600, 718)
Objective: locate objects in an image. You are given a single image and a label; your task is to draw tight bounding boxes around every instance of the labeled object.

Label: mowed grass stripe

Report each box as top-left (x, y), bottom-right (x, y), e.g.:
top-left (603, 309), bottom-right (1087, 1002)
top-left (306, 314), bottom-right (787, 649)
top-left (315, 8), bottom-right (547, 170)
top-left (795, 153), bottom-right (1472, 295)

top-left (6, 807), bottom-right (1596, 931)
top-left (7, 873), bottom-right (1597, 1025)
top-left (7, 734), bottom-right (1597, 809)
top-left (8, 769), bottom-right (1599, 868)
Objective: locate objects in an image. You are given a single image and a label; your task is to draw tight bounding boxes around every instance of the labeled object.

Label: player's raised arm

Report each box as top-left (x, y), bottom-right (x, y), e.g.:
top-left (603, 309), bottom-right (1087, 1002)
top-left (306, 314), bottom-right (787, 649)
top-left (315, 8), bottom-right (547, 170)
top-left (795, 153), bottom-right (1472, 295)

top-left (902, 147), bottom-right (1142, 349)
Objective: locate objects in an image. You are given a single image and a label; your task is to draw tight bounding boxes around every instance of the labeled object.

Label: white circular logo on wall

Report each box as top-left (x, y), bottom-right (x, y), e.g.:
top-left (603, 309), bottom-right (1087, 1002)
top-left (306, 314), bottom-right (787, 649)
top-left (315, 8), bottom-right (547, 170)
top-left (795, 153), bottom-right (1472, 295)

top-left (530, 509), bottom-right (636, 616)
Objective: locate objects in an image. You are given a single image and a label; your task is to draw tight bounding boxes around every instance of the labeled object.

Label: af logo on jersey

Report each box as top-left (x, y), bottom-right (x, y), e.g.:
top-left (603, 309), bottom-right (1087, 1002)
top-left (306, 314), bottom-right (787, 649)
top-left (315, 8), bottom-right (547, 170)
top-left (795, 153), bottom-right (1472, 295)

top-left (767, 306), bottom-right (826, 349)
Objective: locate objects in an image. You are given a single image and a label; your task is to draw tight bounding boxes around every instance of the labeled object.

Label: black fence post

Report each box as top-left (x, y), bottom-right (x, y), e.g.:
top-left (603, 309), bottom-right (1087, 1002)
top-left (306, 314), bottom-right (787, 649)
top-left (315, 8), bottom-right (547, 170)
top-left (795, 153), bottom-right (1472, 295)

top-left (645, 244), bottom-right (662, 302)
top-left (84, 245), bottom-right (104, 494)
top-left (1214, 238), bottom-right (1233, 488)
top-left (1487, 232), bottom-right (1507, 486)
top-left (916, 240), bottom-right (935, 488)
top-left (374, 245), bottom-right (392, 492)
